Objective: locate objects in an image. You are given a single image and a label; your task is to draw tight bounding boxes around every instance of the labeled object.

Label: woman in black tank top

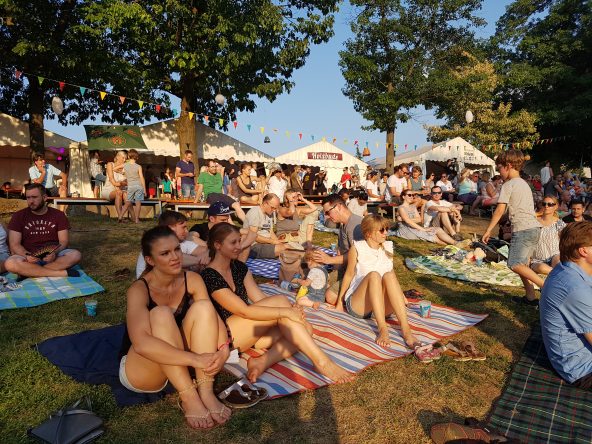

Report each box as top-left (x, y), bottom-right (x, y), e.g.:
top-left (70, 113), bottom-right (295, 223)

top-left (121, 226), bottom-right (231, 429)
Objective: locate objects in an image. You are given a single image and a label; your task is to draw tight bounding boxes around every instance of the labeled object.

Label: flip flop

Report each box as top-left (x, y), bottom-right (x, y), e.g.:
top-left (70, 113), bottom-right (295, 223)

top-left (414, 344), bottom-right (434, 363)
top-left (218, 379), bottom-right (268, 409)
top-left (461, 341), bottom-right (487, 361)
top-left (430, 422), bottom-right (493, 444)
top-left (441, 342), bottom-right (472, 362)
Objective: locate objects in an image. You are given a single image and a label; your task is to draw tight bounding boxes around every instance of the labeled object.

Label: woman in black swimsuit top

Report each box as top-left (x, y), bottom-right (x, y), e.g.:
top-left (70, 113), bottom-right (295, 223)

top-left (201, 223), bottom-right (354, 385)
top-left (121, 226), bottom-right (231, 430)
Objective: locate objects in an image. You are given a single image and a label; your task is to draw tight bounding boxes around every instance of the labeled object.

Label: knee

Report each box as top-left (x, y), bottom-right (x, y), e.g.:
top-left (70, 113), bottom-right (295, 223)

top-left (270, 295), bottom-right (292, 307)
top-left (4, 256), bottom-right (23, 273)
top-left (186, 299), bottom-right (217, 321)
top-left (149, 306), bottom-right (176, 327)
top-left (382, 270), bottom-right (396, 281)
top-left (66, 249), bottom-right (82, 263)
top-left (368, 271), bottom-right (381, 281)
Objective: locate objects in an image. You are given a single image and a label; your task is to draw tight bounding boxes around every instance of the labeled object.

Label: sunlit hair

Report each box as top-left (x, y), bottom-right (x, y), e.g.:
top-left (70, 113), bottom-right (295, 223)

top-left (158, 210), bottom-right (187, 226)
top-left (496, 149), bottom-right (525, 171)
top-left (207, 222), bottom-right (241, 260)
top-left (559, 221), bottom-right (592, 262)
top-left (283, 188), bottom-right (298, 205)
top-left (140, 226), bottom-right (178, 275)
top-left (360, 214), bottom-right (393, 257)
top-left (541, 195), bottom-right (559, 218)
top-left (481, 171), bottom-right (491, 181)
top-left (115, 150), bottom-right (127, 162)
top-left (459, 168), bottom-right (471, 182)
top-left (412, 166), bottom-right (422, 175)
top-left (128, 149), bottom-right (139, 160)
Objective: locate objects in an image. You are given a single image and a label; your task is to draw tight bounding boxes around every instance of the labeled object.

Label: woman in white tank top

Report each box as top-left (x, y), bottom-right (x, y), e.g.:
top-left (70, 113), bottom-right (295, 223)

top-left (339, 214), bottom-right (419, 349)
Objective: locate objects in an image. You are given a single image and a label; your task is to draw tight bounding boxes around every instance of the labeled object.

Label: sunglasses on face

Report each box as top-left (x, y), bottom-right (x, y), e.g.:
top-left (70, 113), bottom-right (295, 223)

top-left (402, 171), bottom-right (409, 175)
top-left (378, 227), bottom-right (387, 233)
top-left (324, 204), bottom-right (338, 216)
top-left (541, 202), bottom-right (556, 207)
top-left (431, 191), bottom-right (442, 195)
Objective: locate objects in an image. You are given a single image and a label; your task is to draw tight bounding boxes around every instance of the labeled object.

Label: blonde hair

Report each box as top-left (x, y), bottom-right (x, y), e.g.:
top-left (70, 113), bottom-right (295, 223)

top-left (360, 214), bottom-right (393, 257)
top-left (541, 195), bottom-right (560, 218)
top-left (460, 168), bottom-right (472, 182)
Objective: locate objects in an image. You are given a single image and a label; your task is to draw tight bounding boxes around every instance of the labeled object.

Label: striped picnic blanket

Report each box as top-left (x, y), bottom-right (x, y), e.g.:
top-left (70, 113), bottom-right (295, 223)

top-left (246, 247), bottom-right (334, 279)
top-left (0, 266), bottom-right (104, 310)
top-left (314, 221), bottom-right (397, 237)
top-left (488, 325), bottom-right (592, 443)
top-left (224, 283), bottom-right (488, 399)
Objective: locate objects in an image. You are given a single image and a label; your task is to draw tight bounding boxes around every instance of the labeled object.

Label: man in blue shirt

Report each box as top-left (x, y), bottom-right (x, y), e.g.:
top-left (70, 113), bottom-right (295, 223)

top-left (540, 221), bottom-right (592, 387)
top-left (28, 154), bottom-right (68, 197)
top-left (175, 150), bottom-right (196, 199)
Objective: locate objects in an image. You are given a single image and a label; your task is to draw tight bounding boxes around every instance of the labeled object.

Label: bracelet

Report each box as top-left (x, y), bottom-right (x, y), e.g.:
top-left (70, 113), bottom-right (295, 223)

top-left (217, 338), bottom-right (232, 350)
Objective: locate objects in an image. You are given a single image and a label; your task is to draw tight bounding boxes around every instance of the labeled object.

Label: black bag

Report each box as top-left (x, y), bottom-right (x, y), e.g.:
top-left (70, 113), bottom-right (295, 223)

top-left (28, 397), bottom-right (104, 444)
top-left (471, 239), bottom-right (509, 263)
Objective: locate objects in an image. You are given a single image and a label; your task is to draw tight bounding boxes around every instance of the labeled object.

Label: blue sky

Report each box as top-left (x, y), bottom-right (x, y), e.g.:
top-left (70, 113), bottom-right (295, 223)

top-left (45, 0), bottom-right (513, 159)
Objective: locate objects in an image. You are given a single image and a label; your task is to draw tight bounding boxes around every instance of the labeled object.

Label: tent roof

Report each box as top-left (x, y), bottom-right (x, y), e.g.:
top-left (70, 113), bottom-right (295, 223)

top-left (368, 137), bottom-right (495, 168)
top-left (274, 140), bottom-right (369, 169)
top-left (0, 113), bottom-right (79, 149)
top-left (83, 125), bottom-right (148, 150)
top-left (140, 119), bottom-right (274, 162)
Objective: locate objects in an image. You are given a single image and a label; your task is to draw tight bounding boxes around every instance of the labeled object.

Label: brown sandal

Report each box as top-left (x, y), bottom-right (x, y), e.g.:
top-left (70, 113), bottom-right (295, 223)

top-left (441, 342), bottom-right (472, 361)
top-left (461, 340), bottom-right (487, 361)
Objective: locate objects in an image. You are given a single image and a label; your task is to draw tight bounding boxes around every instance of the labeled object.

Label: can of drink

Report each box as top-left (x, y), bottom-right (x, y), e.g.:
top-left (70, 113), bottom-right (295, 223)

top-left (330, 243), bottom-right (337, 252)
top-left (279, 281), bottom-right (292, 291)
top-left (419, 300), bottom-right (431, 318)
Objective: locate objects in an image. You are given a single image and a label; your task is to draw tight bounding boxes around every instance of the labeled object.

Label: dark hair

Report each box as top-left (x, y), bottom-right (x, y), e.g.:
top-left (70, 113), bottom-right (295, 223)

top-left (570, 199), bottom-right (585, 208)
top-left (128, 149), bottom-right (139, 160)
top-left (25, 183), bottom-right (46, 195)
top-left (207, 222), bottom-right (240, 259)
top-left (357, 191), bottom-right (369, 201)
top-left (184, 150), bottom-right (192, 156)
top-left (158, 210), bottom-right (187, 226)
top-left (141, 226), bottom-right (178, 274)
top-left (241, 163), bottom-right (250, 171)
top-left (32, 154), bottom-right (45, 162)
top-left (262, 193), bottom-right (278, 203)
top-left (321, 193), bottom-right (345, 207)
top-left (431, 185), bottom-right (442, 193)
top-left (559, 221), bottom-right (592, 262)
top-left (338, 188), bottom-right (350, 198)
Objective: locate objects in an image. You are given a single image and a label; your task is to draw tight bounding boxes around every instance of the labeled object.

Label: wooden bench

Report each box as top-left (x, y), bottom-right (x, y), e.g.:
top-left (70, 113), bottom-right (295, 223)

top-left (1, 188), bottom-right (23, 199)
top-left (48, 197), bottom-right (162, 218)
top-left (377, 203), bottom-right (399, 221)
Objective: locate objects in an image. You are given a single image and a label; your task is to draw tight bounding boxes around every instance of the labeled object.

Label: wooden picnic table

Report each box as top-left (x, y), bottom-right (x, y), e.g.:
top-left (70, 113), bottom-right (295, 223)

top-left (48, 197), bottom-right (163, 218)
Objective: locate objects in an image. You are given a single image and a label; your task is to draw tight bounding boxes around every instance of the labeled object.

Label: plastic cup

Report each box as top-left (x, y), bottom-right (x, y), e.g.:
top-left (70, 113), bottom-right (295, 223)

top-left (475, 258), bottom-right (483, 267)
top-left (419, 300), bottom-right (431, 318)
top-left (84, 300), bottom-right (98, 316)
top-left (330, 243), bottom-right (337, 252)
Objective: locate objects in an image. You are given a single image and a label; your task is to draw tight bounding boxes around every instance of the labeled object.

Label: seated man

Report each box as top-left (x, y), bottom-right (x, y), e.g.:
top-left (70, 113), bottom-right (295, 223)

top-left (563, 200), bottom-right (592, 224)
top-left (195, 159), bottom-right (246, 221)
top-left (189, 201), bottom-right (256, 262)
top-left (244, 193), bottom-right (288, 259)
top-left (423, 186), bottom-right (463, 239)
top-left (5, 184), bottom-right (81, 278)
top-left (135, 210), bottom-right (209, 278)
top-left (29, 154), bottom-right (67, 197)
top-left (540, 221), bottom-right (592, 387)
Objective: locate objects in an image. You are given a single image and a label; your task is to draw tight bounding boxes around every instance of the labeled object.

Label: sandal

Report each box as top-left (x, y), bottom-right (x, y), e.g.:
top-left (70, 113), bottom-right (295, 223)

top-left (177, 382), bottom-right (214, 428)
top-left (414, 344), bottom-right (434, 363)
top-left (441, 342), bottom-right (472, 362)
top-left (430, 422), bottom-right (493, 444)
top-left (218, 378), bottom-right (268, 409)
top-left (461, 341), bottom-right (487, 361)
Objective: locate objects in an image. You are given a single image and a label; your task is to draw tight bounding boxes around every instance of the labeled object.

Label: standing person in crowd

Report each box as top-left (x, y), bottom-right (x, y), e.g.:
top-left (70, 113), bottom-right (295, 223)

top-left (160, 168), bottom-right (174, 200)
top-left (277, 189), bottom-right (318, 245)
top-left (365, 171), bottom-right (384, 202)
top-left (201, 222), bottom-right (354, 384)
top-left (385, 164), bottom-right (409, 204)
top-left (101, 150), bottom-right (127, 221)
top-left (456, 168), bottom-right (479, 206)
top-left (4, 184), bottom-right (81, 278)
top-left (395, 190), bottom-right (457, 245)
top-left (244, 193), bottom-right (287, 259)
top-left (88, 151), bottom-right (106, 198)
top-left (436, 173), bottom-right (455, 202)
top-left (289, 166), bottom-right (303, 193)
top-left (339, 215), bottom-right (419, 348)
top-left (175, 150), bottom-right (196, 200)
top-left (423, 186), bottom-right (463, 239)
top-left (544, 174), bottom-right (562, 199)
top-left (235, 163), bottom-right (263, 205)
top-left (563, 200), bottom-right (592, 223)
top-left (267, 168), bottom-right (288, 202)
top-left (539, 221), bottom-right (592, 388)
top-left (530, 196), bottom-right (565, 276)
top-left (470, 172), bottom-right (501, 215)
top-left (540, 160), bottom-right (553, 186)
top-left (315, 170), bottom-right (328, 195)
top-left (122, 226), bottom-right (232, 429)
top-left (120, 149), bottom-right (146, 224)
top-left (302, 166), bottom-right (315, 196)
top-left (340, 167), bottom-right (351, 189)
top-left (29, 154), bottom-right (68, 198)
top-left (482, 150), bottom-right (543, 306)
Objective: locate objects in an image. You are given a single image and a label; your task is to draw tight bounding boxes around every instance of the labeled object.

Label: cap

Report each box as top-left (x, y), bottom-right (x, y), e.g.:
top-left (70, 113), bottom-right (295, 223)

top-left (207, 201), bottom-right (235, 216)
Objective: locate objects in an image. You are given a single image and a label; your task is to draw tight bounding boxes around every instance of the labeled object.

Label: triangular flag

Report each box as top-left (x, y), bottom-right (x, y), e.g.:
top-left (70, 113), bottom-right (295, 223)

top-left (298, 133), bottom-right (302, 140)
top-left (188, 112), bottom-right (194, 120)
top-left (119, 96), bottom-right (126, 104)
top-left (219, 118), bottom-right (224, 126)
top-left (260, 127), bottom-right (264, 134)
top-left (333, 138), bottom-right (337, 143)
top-left (99, 91), bottom-right (107, 100)
top-left (354, 140), bottom-right (358, 145)
top-left (375, 142), bottom-right (379, 148)
top-left (285, 131), bottom-right (290, 137)
top-left (344, 139), bottom-right (348, 144)
top-left (322, 136), bottom-right (326, 141)
top-left (38, 76), bottom-right (44, 85)
top-left (311, 135), bottom-right (315, 141)
top-left (79, 86), bottom-right (86, 96)
top-left (414, 145), bottom-right (417, 150)
top-left (15, 70), bottom-right (22, 80)
top-left (233, 121), bottom-right (238, 129)
top-left (204, 115), bottom-right (209, 122)
top-left (155, 104), bottom-right (161, 113)
top-left (138, 100), bottom-right (144, 109)
top-left (365, 141), bottom-right (368, 147)
top-left (247, 124), bottom-right (251, 132)
top-left (59, 81), bottom-right (65, 91)
top-left (395, 144), bottom-right (398, 149)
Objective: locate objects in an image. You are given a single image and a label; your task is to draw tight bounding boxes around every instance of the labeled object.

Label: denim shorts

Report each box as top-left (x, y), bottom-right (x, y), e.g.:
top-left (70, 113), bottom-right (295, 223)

top-left (181, 183), bottom-right (195, 198)
top-left (126, 185), bottom-right (144, 203)
top-left (344, 296), bottom-right (372, 319)
top-left (507, 227), bottom-right (541, 268)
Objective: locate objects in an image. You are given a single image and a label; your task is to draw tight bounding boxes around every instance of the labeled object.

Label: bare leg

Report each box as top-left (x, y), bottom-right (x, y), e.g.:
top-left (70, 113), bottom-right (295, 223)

top-left (133, 201), bottom-right (141, 223)
top-left (435, 227), bottom-right (456, 245)
top-left (381, 271), bottom-right (418, 347)
top-left (511, 264), bottom-right (544, 300)
top-left (438, 212), bottom-right (456, 236)
top-left (120, 200), bottom-right (132, 222)
top-left (296, 297), bottom-right (321, 309)
top-left (470, 196), bottom-right (484, 215)
top-left (531, 262), bottom-right (553, 276)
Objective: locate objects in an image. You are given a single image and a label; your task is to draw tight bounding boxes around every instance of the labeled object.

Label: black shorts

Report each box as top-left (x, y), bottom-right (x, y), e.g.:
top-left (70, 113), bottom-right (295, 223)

top-left (45, 186), bottom-right (59, 197)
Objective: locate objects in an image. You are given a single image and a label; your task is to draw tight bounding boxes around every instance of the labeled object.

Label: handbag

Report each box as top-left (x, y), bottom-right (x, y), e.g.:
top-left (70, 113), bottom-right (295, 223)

top-left (28, 397), bottom-right (104, 444)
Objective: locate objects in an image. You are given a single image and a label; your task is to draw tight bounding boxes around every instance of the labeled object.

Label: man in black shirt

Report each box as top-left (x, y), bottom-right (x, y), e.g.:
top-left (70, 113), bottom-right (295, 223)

top-left (189, 201), bottom-right (234, 242)
top-left (226, 157), bottom-right (239, 180)
top-left (563, 200), bottom-right (592, 223)
top-left (302, 166), bottom-right (315, 195)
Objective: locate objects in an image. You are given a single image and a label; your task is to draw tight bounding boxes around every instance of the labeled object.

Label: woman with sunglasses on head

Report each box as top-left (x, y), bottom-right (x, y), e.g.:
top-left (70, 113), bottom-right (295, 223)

top-left (276, 189), bottom-right (318, 245)
top-left (530, 196), bottom-right (566, 275)
top-left (339, 214), bottom-right (419, 348)
top-left (394, 190), bottom-right (457, 245)
top-left (201, 222), bottom-right (354, 385)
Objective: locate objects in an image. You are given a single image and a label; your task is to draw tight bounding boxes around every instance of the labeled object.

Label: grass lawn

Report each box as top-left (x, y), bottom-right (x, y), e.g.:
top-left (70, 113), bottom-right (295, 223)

top-left (0, 208), bottom-right (539, 443)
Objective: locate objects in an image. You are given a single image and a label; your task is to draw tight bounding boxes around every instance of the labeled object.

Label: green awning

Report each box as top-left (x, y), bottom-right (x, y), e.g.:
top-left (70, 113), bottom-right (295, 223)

top-left (83, 125), bottom-right (148, 150)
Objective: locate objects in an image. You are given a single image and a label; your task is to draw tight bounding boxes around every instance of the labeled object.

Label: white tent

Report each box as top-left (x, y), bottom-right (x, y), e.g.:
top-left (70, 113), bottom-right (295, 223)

top-left (0, 113), bottom-right (92, 196)
top-left (368, 137), bottom-right (496, 176)
top-left (274, 141), bottom-right (369, 189)
top-left (140, 118), bottom-right (274, 163)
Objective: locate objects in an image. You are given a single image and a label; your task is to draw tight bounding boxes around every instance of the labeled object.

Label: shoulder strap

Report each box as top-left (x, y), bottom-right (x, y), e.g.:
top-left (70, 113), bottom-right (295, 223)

top-left (138, 277), bottom-right (154, 304)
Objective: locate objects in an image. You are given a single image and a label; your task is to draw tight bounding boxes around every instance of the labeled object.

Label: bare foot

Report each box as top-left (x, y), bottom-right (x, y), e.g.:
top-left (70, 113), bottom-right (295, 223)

top-left (376, 326), bottom-right (392, 348)
top-left (313, 302), bottom-right (321, 309)
top-left (198, 387), bottom-right (232, 425)
top-left (323, 303), bottom-right (336, 310)
top-left (316, 359), bottom-right (355, 384)
top-left (403, 333), bottom-right (420, 349)
top-left (179, 390), bottom-right (214, 429)
top-left (247, 355), bottom-right (268, 383)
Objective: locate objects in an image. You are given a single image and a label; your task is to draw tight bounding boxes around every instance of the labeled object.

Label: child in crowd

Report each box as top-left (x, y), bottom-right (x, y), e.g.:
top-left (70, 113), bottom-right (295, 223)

top-left (120, 149), bottom-right (146, 224)
top-left (294, 249), bottom-right (336, 309)
top-left (160, 168), bottom-right (173, 199)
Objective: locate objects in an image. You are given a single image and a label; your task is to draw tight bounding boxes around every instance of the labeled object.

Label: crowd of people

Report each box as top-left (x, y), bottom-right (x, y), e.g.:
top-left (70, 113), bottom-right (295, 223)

top-left (1, 150), bottom-right (592, 431)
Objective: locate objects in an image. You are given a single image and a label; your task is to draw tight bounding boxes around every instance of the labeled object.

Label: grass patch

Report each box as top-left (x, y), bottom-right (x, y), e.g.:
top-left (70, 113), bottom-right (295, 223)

top-left (0, 215), bottom-right (538, 443)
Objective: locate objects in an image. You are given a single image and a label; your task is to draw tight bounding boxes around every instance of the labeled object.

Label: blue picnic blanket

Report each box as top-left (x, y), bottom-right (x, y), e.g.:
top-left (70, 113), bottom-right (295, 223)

top-left (0, 266), bottom-right (104, 310)
top-left (246, 247), bottom-right (334, 279)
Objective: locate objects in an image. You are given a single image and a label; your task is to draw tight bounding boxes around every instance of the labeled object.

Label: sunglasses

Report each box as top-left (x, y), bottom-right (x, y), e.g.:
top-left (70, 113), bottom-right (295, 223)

top-left (431, 191), bottom-right (442, 195)
top-left (404, 194), bottom-right (417, 198)
top-left (378, 227), bottom-right (387, 233)
top-left (541, 202), bottom-right (556, 207)
top-left (402, 171), bottom-right (409, 175)
top-left (324, 204), bottom-right (338, 216)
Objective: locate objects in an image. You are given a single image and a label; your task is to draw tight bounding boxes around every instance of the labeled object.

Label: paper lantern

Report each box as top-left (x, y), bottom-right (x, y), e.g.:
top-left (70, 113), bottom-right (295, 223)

top-left (362, 147), bottom-right (370, 156)
top-left (465, 110), bottom-right (474, 124)
top-left (215, 93), bottom-right (226, 105)
top-left (51, 96), bottom-right (64, 115)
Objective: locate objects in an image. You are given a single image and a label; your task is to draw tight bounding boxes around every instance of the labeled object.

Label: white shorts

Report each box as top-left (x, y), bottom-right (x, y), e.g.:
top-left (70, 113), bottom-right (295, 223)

top-left (118, 355), bottom-right (168, 393)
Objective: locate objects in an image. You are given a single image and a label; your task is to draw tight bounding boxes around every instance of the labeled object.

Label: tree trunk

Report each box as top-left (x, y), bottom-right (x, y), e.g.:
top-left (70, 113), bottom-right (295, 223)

top-left (28, 76), bottom-right (45, 158)
top-left (385, 129), bottom-right (395, 174)
top-left (174, 78), bottom-right (198, 171)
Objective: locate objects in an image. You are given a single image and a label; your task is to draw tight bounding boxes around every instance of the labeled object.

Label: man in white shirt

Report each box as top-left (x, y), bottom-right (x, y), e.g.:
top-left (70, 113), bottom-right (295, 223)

top-left (424, 186), bottom-right (463, 239)
top-left (29, 154), bottom-right (68, 197)
top-left (385, 164), bottom-right (409, 204)
top-left (540, 160), bottom-right (553, 186)
top-left (365, 171), bottom-right (384, 202)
